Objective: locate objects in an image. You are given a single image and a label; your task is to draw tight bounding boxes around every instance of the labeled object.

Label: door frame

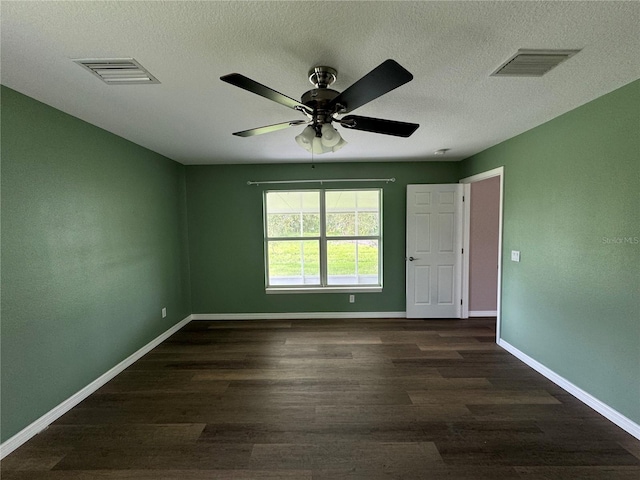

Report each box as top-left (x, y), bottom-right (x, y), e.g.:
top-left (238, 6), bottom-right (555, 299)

top-left (459, 167), bottom-right (504, 340)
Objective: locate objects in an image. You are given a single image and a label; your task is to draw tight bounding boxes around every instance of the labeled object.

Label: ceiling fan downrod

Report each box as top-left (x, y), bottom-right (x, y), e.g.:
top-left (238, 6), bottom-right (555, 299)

top-left (308, 66), bottom-right (337, 88)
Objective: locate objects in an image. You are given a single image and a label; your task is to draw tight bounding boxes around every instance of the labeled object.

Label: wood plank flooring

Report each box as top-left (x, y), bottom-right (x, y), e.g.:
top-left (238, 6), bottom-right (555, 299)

top-left (3, 318), bottom-right (639, 479)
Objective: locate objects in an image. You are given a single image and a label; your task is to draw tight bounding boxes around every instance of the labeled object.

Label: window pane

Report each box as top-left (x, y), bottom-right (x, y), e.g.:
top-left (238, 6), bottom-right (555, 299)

top-left (326, 240), bottom-right (379, 285)
top-left (326, 212), bottom-right (355, 236)
top-left (267, 213), bottom-right (320, 237)
top-left (325, 190), bottom-right (379, 237)
top-left (267, 240), bottom-right (320, 285)
top-left (355, 190), bottom-right (380, 236)
top-left (357, 212), bottom-right (379, 236)
top-left (326, 191), bottom-right (354, 237)
top-left (356, 190), bottom-right (379, 209)
top-left (266, 191), bottom-right (320, 237)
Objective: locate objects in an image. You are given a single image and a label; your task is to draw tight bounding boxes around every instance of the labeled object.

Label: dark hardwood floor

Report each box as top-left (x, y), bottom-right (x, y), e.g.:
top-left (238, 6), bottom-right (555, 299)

top-left (3, 318), bottom-right (639, 479)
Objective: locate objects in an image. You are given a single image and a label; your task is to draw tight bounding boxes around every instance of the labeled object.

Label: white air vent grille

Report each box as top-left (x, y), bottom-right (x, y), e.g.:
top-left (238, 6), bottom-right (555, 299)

top-left (491, 49), bottom-right (581, 77)
top-left (74, 58), bottom-right (160, 84)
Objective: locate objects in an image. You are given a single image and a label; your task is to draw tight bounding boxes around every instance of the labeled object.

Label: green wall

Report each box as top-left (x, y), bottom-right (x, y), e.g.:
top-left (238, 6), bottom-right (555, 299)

top-left (461, 79), bottom-right (640, 425)
top-left (3, 78), bottom-right (638, 444)
top-left (0, 86), bottom-right (192, 442)
top-left (186, 162), bottom-right (460, 314)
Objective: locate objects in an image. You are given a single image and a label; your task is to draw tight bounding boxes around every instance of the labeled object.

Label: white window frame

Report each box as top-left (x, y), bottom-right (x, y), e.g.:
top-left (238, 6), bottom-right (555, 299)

top-left (264, 188), bottom-right (383, 294)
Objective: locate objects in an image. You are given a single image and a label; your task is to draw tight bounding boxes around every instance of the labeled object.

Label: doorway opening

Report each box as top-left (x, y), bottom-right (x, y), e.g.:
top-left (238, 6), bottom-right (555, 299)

top-left (460, 167), bottom-right (504, 340)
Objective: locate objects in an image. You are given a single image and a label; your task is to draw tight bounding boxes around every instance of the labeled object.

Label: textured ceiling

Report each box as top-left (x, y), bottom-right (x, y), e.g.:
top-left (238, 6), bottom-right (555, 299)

top-left (2, 1), bottom-right (639, 165)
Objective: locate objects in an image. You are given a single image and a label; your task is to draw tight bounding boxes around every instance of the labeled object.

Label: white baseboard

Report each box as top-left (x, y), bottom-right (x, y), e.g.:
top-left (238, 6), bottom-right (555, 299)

top-left (191, 311), bottom-right (407, 321)
top-left (0, 315), bottom-right (192, 460)
top-left (498, 339), bottom-right (640, 440)
top-left (469, 310), bottom-right (498, 317)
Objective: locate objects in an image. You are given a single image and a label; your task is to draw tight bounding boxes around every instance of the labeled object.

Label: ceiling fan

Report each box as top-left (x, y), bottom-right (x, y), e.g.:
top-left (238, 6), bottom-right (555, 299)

top-left (220, 59), bottom-right (419, 154)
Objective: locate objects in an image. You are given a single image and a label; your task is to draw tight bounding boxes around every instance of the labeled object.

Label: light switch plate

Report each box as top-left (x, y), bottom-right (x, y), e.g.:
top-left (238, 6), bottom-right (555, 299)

top-left (511, 250), bottom-right (521, 262)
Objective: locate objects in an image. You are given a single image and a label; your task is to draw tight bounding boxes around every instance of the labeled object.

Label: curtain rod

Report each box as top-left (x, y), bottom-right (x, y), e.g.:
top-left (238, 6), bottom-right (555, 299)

top-left (247, 178), bottom-right (395, 186)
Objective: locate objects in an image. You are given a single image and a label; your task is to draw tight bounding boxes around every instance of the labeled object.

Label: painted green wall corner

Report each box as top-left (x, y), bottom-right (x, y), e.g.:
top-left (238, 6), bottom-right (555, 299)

top-left (0, 86), bottom-right (192, 442)
top-left (185, 162), bottom-right (461, 314)
top-left (461, 79), bottom-right (640, 424)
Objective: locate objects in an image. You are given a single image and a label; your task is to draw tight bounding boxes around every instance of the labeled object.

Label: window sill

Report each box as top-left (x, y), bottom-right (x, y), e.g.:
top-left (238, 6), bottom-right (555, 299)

top-left (266, 287), bottom-right (383, 295)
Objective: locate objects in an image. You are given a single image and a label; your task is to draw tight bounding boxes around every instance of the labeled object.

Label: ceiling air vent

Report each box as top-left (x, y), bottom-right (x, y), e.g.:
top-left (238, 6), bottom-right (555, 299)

top-left (491, 49), bottom-right (581, 77)
top-left (74, 58), bottom-right (160, 84)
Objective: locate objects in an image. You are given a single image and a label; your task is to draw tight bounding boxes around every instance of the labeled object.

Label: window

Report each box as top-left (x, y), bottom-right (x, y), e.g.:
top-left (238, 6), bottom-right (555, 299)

top-left (264, 189), bottom-right (382, 292)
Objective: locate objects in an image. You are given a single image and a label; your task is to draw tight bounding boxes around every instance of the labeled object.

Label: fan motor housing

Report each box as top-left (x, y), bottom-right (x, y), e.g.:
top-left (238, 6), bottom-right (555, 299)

top-left (301, 88), bottom-right (339, 110)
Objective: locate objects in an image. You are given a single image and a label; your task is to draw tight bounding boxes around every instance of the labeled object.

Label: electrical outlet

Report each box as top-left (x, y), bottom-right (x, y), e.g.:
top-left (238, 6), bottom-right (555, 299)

top-left (511, 250), bottom-right (521, 262)
top-left (161, 307), bottom-right (167, 318)
top-left (349, 295), bottom-right (355, 303)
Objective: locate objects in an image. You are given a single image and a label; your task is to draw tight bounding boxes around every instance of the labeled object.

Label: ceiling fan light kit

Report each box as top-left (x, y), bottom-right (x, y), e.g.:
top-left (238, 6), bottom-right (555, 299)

top-left (320, 123), bottom-right (340, 147)
top-left (221, 59), bottom-right (419, 155)
top-left (295, 124), bottom-right (347, 155)
top-left (295, 123), bottom-right (348, 154)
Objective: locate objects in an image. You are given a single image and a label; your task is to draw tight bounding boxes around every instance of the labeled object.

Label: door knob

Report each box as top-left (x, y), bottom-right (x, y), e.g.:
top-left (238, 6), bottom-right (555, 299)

top-left (408, 256), bottom-right (419, 261)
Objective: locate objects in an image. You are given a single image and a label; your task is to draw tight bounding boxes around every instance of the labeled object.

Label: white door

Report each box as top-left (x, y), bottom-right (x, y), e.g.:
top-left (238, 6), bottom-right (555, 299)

top-left (406, 184), bottom-right (463, 318)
